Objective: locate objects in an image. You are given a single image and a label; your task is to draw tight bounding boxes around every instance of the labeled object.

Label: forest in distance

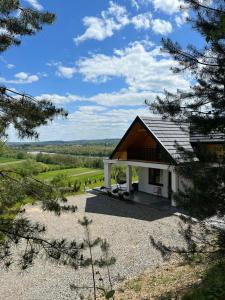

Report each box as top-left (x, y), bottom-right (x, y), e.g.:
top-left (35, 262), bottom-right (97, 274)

top-left (9, 138), bottom-right (119, 158)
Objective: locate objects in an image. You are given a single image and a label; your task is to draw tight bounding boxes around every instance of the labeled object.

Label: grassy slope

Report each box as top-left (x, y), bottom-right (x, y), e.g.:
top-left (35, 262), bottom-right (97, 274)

top-left (0, 157), bottom-right (20, 164)
top-left (114, 259), bottom-right (225, 300)
top-left (36, 167), bottom-right (103, 181)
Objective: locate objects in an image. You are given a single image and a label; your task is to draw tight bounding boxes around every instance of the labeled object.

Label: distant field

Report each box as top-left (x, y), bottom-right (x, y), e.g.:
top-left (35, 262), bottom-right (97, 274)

top-left (0, 157), bottom-right (20, 164)
top-left (36, 167), bottom-right (103, 181)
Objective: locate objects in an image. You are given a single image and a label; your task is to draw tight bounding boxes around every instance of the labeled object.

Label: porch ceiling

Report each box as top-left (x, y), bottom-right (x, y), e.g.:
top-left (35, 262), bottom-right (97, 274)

top-left (104, 158), bottom-right (173, 171)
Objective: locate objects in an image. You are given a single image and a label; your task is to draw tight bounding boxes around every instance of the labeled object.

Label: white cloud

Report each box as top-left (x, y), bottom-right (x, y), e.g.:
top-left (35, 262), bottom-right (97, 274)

top-left (83, 89), bottom-right (159, 106)
top-left (6, 64), bottom-right (15, 69)
top-left (56, 66), bottom-right (76, 79)
top-left (131, 0), bottom-right (183, 14)
top-left (74, 1), bottom-right (171, 44)
top-left (24, 0), bottom-right (43, 11)
top-left (46, 61), bottom-right (76, 79)
top-left (151, 19), bottom-right (172, 34)
top-left (7, 103), bottom-right (153, 141)
top-left (131, 0), bottom-right (140, 10)
top-left (131, 0), bottom-right (151, 9)
top-left (66, 106), bottom-right (150, 139)
top-left (151, 0), bottom-right (181, 14)
top-left (132, 13), bottom-right (152, 29)
top-left (0, 57), bottom-right (16, 69)
top-left (131, 0), bottom-right (188, 29)
top-left (33, 107), bottom-right (151, 141)
top-left (77, 41), bottom-right (188, 92)
top-left (36, 93), bottom-right (79, 104)
top-left (0, 72), bottom-right (39, 84)
top-left (74, 1), bottom-right (129, 44)
top-left (175, 11), bottom-right (189, 27)
top-left (36, 89), bottom-right (158, 107)
top-left (78, 105), bottom-right (107, 113)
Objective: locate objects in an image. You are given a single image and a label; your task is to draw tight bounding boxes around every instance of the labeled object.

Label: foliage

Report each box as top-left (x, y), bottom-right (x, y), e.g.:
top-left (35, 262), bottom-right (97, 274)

top-left (16, 143), bottom-right (116, 157)
top-left (71, 217), bottom-right (116, 300)
top-left (147, 0), bottom-right (225, 219)
top-left (0, 0), bottom-right (75, 271)
top-left (36, 152), bottom-right (104, 169)
top-left (117, 258), bottom-right (224, 300)
top-left (0, 0), bottom-right (55, 52)
top-left (151, 215), bottom-right (225, 262)
top-left (182, 260), bottom-right (225, 300)
top-left (0, 3), bottom-right (116, 300)
top-left (111, 165), bottom-right (138, 185)
top-left (0, 0), bottom-right (66, 140)
top-left (149, 213), bottom-right (225, 299)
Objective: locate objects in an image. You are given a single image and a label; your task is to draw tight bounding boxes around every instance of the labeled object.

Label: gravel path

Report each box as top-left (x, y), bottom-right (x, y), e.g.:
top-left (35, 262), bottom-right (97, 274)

top-left (0, 193), bottom-right (188, 300)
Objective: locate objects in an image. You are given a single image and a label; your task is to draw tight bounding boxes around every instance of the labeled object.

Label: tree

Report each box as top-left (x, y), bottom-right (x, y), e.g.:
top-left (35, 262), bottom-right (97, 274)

top-left (148, 0), bottom-right (225, 219)
top-left (70, 217), bottom-right (115, 300)
top-left (0, 0), bottom-right (67, 139)
top-left (0, 0), bottom-right (79, 269)
top-left (148, 5), bottom-right (225, 298)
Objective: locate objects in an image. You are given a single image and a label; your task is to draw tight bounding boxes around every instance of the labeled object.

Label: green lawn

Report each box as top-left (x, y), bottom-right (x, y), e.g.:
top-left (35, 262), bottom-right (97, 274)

top-left (0, 157), bottom-right (20, 164)
top-left (36, 167), bottom-right (103, 181)
top-left (35, 167), bottom-right (105, 195)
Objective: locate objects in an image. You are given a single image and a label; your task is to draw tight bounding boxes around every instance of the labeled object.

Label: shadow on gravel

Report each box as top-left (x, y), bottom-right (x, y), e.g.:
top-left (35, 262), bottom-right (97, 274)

top-left (85, 193), bottom-right (174, 222)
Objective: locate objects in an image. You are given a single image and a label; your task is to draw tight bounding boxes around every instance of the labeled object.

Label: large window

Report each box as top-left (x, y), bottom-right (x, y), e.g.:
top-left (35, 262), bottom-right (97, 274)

top-left (148, 168), bottom-right (162, 186)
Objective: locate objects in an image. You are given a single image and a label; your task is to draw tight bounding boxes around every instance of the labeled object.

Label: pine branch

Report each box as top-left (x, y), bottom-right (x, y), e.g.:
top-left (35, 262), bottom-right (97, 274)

top-left (189, 0), bottom-right (225, 14)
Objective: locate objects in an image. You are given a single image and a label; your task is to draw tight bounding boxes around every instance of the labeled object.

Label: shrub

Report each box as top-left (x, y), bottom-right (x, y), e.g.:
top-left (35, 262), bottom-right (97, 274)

top-left (16, 152), bottom-right (26, 159)
top-left (73, 180), bottom-right (81, 192)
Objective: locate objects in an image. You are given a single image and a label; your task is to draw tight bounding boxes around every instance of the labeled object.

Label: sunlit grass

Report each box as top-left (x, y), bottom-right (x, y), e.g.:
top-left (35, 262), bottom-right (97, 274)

top-left (36, 167), bottom-right (103, 181)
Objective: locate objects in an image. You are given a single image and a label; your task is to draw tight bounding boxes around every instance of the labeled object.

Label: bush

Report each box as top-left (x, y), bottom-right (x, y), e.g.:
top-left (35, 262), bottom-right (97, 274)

top-left (51, 174), bottom-right (68, 187)
top-left (16, 152), bottom-right (26, 159)
top-left (35, 153), bottom-right (104, 169)
top-left (73, 180), bottom-right (81, 192)
top-left (18, 160), bottom-right (49, 176)
top-left (182, 260), bottom-right (225, 300)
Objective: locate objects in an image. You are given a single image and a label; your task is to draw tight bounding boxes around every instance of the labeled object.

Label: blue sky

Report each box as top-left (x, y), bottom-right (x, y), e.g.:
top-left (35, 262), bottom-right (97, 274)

top-left (1, 0), bottom-right (200, 141)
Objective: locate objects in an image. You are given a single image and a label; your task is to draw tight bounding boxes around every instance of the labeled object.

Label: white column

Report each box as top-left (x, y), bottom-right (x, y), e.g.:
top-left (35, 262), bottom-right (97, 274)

top-left (162, 169), bottom-right (169, 198)
top-left (171, 169), bottom-right (178, 207)
top-left (104, 162), bottom-right (112, 189)
top-left (126, 165), bottom-right (132, 192)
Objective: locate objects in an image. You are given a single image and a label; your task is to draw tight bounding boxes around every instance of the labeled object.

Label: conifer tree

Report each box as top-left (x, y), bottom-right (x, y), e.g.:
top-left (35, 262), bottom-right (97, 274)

top-left (149, 0), bottom-right (225, 219)
top-left (0, 0), bottom-right (79, 269)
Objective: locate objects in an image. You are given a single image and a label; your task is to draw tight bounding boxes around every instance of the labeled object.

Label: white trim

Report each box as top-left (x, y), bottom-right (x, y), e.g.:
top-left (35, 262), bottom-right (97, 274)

top-left (126, 165), bottom-right (132, 192)
top-left (171, 170), bottom-right (178, 207)
top-left (104, 162), bottom-right (112, 189)
top-left (104, 159), bottom-right (174, 171)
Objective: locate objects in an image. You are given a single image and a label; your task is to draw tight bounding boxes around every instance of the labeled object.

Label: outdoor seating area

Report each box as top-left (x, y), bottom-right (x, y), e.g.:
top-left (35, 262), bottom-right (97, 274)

top-left (94, 184), bottom-right (172, 210)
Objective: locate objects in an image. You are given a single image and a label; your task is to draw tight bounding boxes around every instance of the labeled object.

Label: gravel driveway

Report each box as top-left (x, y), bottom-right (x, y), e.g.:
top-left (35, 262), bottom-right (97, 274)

top-left (0, 192), bottom-right (187, 300)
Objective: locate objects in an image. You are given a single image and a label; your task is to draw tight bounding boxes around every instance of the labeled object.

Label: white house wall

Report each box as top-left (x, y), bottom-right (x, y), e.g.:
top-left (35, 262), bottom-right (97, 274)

top-left (138, 167), bottom-right (169, 198)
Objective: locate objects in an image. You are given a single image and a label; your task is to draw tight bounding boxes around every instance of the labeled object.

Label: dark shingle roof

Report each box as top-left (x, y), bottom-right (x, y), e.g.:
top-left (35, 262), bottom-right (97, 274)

top-left (140, 116), bottom-right (195, 163)
top-left (190, 132), bottom-right (225, 143)
top-left (140, 116), bottom-right (225, 163)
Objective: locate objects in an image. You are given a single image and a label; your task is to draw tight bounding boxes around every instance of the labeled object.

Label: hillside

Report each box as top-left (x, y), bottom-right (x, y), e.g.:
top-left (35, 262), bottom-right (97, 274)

top-left (8, 138), bottom-right (120, 147)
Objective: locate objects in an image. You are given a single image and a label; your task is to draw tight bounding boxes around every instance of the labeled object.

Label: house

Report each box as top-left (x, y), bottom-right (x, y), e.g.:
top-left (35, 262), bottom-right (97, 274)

top-left (103, 116), bottom-right (225, 207)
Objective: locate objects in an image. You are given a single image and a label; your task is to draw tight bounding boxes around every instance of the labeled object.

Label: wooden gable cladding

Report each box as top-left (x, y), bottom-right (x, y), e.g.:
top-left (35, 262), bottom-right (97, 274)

top-left (195, 143), bottom-right (225, 159)
top-left (111, 118), bottom-right (171, 163)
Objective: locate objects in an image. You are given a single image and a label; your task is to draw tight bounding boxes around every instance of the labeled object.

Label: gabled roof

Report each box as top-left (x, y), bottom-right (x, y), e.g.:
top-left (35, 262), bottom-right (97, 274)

top-left (190, 132), bottom-right (225, 143)
top-left (111, 115), bottom-right (225, 164)
top-left (110, 116), bottom-right (196, 164)
top-left (140, 116), bottom-right (194, 163)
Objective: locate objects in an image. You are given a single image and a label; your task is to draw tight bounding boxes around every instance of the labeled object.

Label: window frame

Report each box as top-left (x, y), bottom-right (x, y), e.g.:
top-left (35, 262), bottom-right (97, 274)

top-left (148, 168), bottom-right (163, 186)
